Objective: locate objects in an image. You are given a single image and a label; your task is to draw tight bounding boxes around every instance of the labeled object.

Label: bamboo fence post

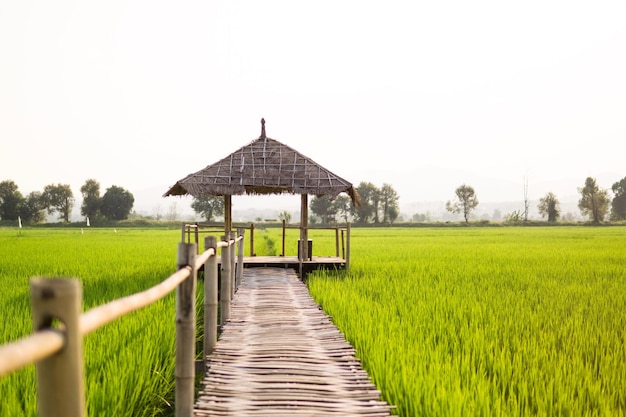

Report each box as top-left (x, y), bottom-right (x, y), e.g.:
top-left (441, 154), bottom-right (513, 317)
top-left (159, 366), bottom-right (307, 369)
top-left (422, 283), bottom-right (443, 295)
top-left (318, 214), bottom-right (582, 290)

top-left (236, 228), bottom-right (245, 289)
top-left (176, 242), bottom-right (197, 417)
top-left (204, 236), bottom-right (218, 360)
top-left (346, 223), bottom-right (351, 273)
top-left (229, 231), bottom-right (236, 297)
top-left (220, 235), bottom-right (231, 326)
top-left (31, 278), bottom-right (86, 417)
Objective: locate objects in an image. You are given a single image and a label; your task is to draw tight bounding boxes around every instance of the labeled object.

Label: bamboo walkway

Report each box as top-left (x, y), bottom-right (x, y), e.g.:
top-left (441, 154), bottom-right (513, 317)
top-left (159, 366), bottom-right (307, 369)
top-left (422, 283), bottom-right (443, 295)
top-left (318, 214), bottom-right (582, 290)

top-left (194, 267), bottom-right (392, 417)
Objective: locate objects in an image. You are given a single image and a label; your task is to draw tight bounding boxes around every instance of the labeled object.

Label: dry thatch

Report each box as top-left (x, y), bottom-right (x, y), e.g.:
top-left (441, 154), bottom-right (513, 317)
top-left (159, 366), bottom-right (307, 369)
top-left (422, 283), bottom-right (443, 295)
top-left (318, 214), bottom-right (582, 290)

top-left (164, 123), bottom-right (360, 204)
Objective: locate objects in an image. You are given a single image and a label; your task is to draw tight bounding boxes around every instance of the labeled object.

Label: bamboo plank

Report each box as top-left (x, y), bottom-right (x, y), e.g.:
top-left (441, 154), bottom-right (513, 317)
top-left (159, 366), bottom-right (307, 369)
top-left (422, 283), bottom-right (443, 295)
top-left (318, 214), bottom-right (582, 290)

top-left (193, 267), bottom-right (391, 416)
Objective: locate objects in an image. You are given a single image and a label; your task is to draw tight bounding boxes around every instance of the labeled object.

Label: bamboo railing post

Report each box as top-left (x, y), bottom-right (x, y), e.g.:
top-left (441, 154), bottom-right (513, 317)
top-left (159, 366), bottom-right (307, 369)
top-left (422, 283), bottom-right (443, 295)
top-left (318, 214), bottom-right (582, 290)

top-left (204, 236), bottom-right (218, 359)
top-left (236, 228), bottom-right (245, 289)
top-left (229, 231), bottom-right (236, 297)
top-left (176, 242), bottom-right (197, 417)
top-left (335, 227), bottom-right (340, 257)
top-left (31, 278), bottom-right (86, 417)
top-left (220, 235), bottom-right (231, 326)
top-left (346, 223), bottom-right (351, 273)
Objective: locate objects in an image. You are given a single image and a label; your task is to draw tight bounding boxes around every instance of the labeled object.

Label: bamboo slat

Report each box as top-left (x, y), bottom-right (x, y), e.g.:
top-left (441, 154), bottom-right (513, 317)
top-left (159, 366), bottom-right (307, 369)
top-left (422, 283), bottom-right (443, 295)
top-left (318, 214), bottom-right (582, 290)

top-left (194, 267), bottom-right (391, 416)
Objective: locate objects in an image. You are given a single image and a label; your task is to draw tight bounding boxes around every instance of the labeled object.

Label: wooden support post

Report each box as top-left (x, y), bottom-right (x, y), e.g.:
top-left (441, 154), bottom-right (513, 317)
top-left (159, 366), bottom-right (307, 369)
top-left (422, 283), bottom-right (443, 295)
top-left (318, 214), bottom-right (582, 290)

top-left (220, 235), bottom-right (231, 326)
top-left (224, 195), bottom-right (232, 237)
top-left (250, 223), bottom-right (255, 256)
top-left (236, 228), bottom-right (245, 289)
top-left (335, 227), bottom-right (340, 257)
top-left (176, 242), bottom-right (197, 417)
top-left (346, 223), bottom-right (351, 273)
top-left (31, 278), bottom-right (86, 417)
top-left (204, 236), bottom-right (218, 359)
top-left (300, 194), bottom-right (309, 261)
top-left (229, 231), bottom-right (236, 298)
top-left (282, 220), bottom-right (286, 256)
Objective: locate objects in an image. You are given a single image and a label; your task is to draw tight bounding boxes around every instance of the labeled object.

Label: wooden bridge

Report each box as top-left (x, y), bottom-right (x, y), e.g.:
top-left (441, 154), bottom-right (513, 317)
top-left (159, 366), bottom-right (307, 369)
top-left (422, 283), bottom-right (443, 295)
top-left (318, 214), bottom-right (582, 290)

top-left (0, 230), bottom-right (391, 417)
top-left (195, 267), bottom-right (391, 416)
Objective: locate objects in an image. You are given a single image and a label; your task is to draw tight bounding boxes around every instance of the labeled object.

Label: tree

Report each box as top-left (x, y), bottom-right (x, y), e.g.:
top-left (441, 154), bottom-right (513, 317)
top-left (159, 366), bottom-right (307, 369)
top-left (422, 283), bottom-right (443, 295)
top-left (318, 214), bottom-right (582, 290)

top-left (446, 184), bottom-right (479, 223)
top-left (387, 205), bottom-right (400, 224)
top-left (578, 177), bottom-right (609, 223)
top-left (80, 179), bottom-right (101, 220)
top-left (191, 194), bottom-right (224, 222)
top-left (537, 192), bottom-right (560, 222)
top-left (380, 183), bottom-right (400, 224)
top-left (20, 192), bottom-right (46, 224)
top-left (0, 180), bottom-right (23, 220)
top-left (310, 195), bottom-right (336, 223)
top-left (42, 183), bottom-right (74, 222)
top-left (278, 210), bottom-right (292, 224)
top-left (610, 177), bottom-right (626, 220)
top-left (353, 182), bottom-right (378, 224)
top-left (100, 185), bottom-right (134, 221)
top-left (333, 195), bottom-right (353, 223)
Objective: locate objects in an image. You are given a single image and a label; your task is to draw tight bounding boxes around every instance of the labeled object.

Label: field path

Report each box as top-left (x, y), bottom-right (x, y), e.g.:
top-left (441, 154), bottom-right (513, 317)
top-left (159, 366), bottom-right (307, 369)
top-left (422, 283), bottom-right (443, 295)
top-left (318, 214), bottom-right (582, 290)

top-left (194, 267), bottom-right (392, 417)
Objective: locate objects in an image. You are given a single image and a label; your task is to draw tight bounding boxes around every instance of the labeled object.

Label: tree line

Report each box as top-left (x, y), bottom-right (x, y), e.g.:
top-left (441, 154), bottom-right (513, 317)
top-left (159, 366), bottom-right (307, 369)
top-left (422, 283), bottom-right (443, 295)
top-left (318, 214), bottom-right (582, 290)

top-left (190, 182), bottom-right (401, 225)
top-left (3, 175), bottom-right (625, 225)
top-left (162, 176), bottom-right (626, 225)
top-left (445, 176), bottom-right (626, 223)
top-left (0, 179), bottom-right (134, 224)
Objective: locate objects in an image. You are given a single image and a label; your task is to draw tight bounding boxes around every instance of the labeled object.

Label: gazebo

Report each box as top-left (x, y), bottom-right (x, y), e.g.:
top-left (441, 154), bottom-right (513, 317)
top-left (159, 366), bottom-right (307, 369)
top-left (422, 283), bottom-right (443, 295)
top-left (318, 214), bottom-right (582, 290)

top-left (163, 119), bottom-right (360, 262)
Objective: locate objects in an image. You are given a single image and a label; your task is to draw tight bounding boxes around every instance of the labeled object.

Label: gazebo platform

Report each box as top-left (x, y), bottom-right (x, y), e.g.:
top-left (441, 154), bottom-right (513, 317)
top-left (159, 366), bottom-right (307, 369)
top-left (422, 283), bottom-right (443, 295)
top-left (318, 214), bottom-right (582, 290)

top-left (217, 256), bottom-right (347, 278)
top-left (246, 255), bottom-right (346, 275)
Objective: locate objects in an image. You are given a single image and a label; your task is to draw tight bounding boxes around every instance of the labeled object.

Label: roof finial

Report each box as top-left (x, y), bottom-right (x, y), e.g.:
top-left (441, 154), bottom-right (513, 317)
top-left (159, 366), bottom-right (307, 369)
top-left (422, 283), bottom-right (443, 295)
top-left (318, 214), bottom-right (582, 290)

top-left (260, 118), bottom-right (266, 139)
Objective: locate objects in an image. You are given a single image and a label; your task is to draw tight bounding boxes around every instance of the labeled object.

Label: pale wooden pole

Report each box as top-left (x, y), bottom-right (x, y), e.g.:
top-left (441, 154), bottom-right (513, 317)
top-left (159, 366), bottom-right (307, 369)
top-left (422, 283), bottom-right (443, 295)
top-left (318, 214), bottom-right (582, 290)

top-left (204, 236), bottom-right (218, 360)
top-left (220, 235), bottom-right (231, 326)
top-left (346, 222), bottom-right (351, 273)
top-left (31, 278), bottom-right (86, 417)
top-left (176, 242), bottom-right (197, 417)
top-left (236, 228), bottom-right (245, 289)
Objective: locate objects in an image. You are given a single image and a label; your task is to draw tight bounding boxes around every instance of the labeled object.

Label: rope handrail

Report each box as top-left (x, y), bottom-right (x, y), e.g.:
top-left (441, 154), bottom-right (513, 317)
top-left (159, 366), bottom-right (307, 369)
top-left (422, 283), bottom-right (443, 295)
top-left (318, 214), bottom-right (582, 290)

top-left (0, 234), bottom-right (246, 377)
top-left (0, 329), bottom-right (65, 376)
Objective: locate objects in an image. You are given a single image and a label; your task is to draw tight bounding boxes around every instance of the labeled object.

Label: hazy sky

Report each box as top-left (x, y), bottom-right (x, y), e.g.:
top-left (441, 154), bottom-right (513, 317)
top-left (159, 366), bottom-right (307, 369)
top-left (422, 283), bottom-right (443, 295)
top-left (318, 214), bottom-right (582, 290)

top-left (1, 1), bottom-right (625, 215)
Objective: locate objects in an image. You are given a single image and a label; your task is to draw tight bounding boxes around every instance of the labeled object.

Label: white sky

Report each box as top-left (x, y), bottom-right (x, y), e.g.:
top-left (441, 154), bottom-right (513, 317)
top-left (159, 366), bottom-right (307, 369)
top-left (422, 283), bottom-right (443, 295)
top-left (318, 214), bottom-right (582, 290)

top-left (1, 1), bottom-right (625, 215)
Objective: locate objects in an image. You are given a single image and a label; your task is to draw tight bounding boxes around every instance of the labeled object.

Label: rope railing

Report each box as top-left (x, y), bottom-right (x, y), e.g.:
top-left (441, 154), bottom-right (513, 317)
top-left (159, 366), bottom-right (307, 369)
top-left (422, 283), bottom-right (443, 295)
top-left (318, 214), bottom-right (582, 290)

top-left (0, 227), bottom-right (246, 417)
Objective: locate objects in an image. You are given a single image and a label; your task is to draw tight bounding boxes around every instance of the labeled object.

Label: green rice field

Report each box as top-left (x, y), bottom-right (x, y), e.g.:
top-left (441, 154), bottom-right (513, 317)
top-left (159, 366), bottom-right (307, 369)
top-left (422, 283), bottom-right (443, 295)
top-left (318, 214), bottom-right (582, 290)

top-left (0, 228), bottom-right (183, 417)
top-left (1, 226), bottom-right (625, 416)
top-left (305, 227), bottom-right (626, 416)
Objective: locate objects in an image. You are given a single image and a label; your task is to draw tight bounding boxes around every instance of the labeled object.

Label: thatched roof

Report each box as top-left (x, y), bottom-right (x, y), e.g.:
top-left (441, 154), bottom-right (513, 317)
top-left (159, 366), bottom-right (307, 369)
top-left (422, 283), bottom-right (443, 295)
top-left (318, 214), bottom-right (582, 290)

top-left (164, 120), bottom-right (360, 204)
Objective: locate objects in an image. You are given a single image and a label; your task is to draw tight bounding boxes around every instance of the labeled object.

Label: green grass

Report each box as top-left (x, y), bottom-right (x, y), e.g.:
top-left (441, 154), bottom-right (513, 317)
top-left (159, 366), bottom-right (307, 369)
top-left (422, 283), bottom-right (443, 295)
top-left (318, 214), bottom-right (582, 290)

top-left (307, 227), bottom-right (626, 416)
